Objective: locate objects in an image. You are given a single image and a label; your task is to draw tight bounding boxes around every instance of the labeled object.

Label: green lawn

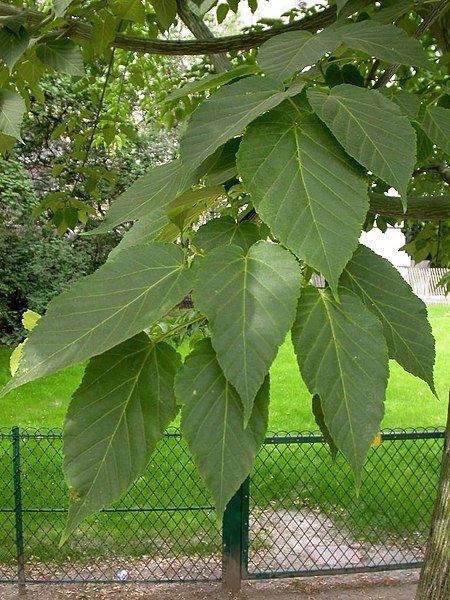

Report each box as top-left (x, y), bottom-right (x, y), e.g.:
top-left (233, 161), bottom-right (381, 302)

top-left (0, 305), bottom-right (448, 431)
top-left (0, 305), bottom-right (448, 566)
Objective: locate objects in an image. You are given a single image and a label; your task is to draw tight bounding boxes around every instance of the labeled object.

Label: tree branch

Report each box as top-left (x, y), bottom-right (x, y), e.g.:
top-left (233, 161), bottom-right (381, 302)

top-left (242, 194), bottom-right (450, 222)
top-left (369, 193), bottom-right (450, 220)
top-left (413, 163), bottom-right (450, 185)
top-left (176, 0), bottom-right (231, 72)
top-left (0, 2), bottom-right (336, 56)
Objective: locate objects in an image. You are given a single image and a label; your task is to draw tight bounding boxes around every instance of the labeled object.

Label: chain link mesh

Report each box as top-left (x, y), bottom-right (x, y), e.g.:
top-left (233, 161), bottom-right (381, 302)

top-left (248, 430), bottom-right (443, 578)
top-left (0, 427), bottom-right (444, 584)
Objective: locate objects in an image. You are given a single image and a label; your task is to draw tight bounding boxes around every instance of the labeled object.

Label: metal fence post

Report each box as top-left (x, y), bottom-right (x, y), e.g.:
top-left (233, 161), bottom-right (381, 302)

top-left (221, 477), bottom-right (250, 592)
top-left (12, 427), bottom-right (26, 595)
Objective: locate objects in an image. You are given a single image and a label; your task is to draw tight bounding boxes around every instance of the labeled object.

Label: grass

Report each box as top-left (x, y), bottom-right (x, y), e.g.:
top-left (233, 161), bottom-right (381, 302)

top-left (0, 305), bottom-right (448, 430)
top-left (0, 305), bottom-right (448, 565)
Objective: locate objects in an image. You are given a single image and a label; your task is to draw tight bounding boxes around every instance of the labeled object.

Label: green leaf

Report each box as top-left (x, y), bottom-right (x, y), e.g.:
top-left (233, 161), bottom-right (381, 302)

top-left (0, 89), bottom-right (25, 139)
top-left (94, 160), bottom-right (187, 233)
top-left (257, 18), bottom-right (428, 81)
top-left (112, 0), bottom-right (146, 23)
top-left (0, 243), bottom-right (192, 397)
top-left (22, 309), bottom-right (40, 331)
top-left (194, 241), bottom-right (301, 422)
top-left (9, 341), bottom-right (25, 376)
top-left (165, 186), bottom-right (224, 231)
top-left (0, 132), bottom-right (16, 154)
top-left (91, 10), bottom-right (117, 54)
top-left (372, 1), bottom-right (414, 24)
top-left (36, 40), bottom-right (85, 76)
top-left (392, 90), bottom-right (420, 119)
top-left (216, 3), bottom-right (229, 24)
top-left (291, 286), bottom-right (388, 485)
top-left (258, 29), bottom-right (341, 82)
top-left (15, 54), bottom-right (46, 87)
top-left (62, 335), bottom-right (180, 542)
top-left (338, 21), bottom-right (429, 69)
top-left (53, 0), bottom-right (74, 18)
top-left (205, 138), bottom-right (240, 185)
top-left (421, 106), bottom-right (450, 154)
top-left (414, 122), bottom-right (434, 164)
top-left (308, 85), bottom-right (416, 201)
top-left (108, 212), bottom-right (168, 259)
top-left (194, 216), bottom-right (261, 253)
top-left (237, 99), bottom-right (368, 294)
top-left (339, 244), bottom-right (436, 393)
top-left (164, 64), bottom-right (258, 103)
top-left (336, 0), bottom-right (350, 13)
top-left (176, 338), bottom-right (269, 517)
top-left (179, 76), bottom-right (292, 170)
top-left (325, 63), bottom-right (365, 88)
top-left (312, 395), bottom-right (338, 460)
top-left (151, 0), bottom-right (177, 31)
top-left (336, 0), bottom-right (369, 19)
top-left (0, 25), bottom-right (29, 72)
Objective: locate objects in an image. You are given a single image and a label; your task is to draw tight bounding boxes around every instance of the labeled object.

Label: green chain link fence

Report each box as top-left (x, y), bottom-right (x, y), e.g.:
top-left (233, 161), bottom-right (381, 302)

top-left (0, 427), bottom-right (444, 591)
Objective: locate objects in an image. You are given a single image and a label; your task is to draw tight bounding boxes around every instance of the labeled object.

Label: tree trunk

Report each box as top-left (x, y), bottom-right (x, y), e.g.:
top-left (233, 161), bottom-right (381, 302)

top-left (415, 392), bottom-right (450, 599)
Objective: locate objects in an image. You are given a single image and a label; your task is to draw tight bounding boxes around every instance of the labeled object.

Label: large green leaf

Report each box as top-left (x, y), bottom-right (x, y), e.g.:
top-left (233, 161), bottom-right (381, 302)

top-left (291, 286), bottom-right (388, 484)
top-left (91, 10), bottom-right (117, 54)
top-left (308, 84), bottom-right (416, 200)
top-left (164, 65), bottom-right (258, 103)
top-left (257, 19), bottom-right (428, 83)
top-left (258, 30), bottom-right (341, 82)
top-left (107, 211), bottom-right (168, 259)
top-left (421, 106), bottom-right (450, 155)
top-left (194, 216), bottom-right (261, 253)
top-left (194, 241), bottom-right (300, 422)
top-left (0, 243), bottom-right (192, 397)
top-left (0, 89), bottom-right (25, 139)
top-left (0, 25), bottom-right (29, 72)
top-left (36, 40), bottom-right (85, 76)
top-left (94, 160), bottom-right (186, 233)
top-left (237, 99), bottom-right (368, 294)
top-left (176, 339), bottom-right (269, 517)
top-left (338, 21), bottom-right (429, 69)
top-left (339, 244), bottom-right (435, 393)
top-left (62, 335), bottom-right (180, 542)
top-left (179, 76), bottom-right (293, 170)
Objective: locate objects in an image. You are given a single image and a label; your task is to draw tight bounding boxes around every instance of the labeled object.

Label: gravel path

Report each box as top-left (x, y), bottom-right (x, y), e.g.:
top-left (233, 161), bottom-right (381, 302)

top-left (0, 570), bottom-right (420, 599)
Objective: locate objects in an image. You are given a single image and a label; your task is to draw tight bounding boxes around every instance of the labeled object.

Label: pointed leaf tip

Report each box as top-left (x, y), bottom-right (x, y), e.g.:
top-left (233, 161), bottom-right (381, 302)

top-left (194, 241), bottom-right (301, 422)
top-left (176, 339), bottom-right (269, 517)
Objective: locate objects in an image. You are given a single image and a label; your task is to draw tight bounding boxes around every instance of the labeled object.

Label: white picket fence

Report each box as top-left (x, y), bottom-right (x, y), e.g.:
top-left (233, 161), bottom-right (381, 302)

top-left (311, 267), bottom-right (449, 304)
top-left (397, 267), bottom-right (449, 305)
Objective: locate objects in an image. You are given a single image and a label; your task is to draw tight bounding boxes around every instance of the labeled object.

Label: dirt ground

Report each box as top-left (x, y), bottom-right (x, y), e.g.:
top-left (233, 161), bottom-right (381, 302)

top-left (0, 570), bottom-right (419, 599)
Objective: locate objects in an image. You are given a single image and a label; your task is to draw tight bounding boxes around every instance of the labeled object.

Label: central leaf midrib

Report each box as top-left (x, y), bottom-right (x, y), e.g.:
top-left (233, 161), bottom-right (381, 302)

top-left (319, 294), bottom-right (359, 465)
top-left (69, 343), bottom-right (154, 514)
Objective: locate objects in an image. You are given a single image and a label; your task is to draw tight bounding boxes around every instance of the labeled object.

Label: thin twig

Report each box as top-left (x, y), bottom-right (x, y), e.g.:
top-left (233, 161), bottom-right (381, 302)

top-left (71, 48), bottom-right (116, 195)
